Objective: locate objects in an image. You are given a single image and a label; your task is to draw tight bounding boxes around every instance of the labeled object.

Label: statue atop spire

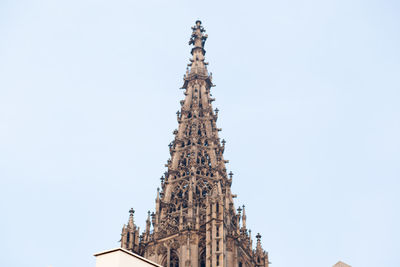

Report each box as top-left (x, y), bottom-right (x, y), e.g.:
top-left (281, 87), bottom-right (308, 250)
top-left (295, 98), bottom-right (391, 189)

top-left (189, 20), bottom-right (208, 52)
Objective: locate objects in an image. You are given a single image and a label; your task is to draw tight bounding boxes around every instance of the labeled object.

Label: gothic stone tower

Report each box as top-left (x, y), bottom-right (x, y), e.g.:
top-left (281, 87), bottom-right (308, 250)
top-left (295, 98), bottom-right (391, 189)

top-left (120, 20), bottom-right (269, 267)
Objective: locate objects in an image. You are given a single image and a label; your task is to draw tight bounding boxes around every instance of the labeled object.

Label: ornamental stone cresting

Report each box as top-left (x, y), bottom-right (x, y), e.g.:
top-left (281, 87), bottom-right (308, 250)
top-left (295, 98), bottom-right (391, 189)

top-left (120, 20), bottom-right (269, 267)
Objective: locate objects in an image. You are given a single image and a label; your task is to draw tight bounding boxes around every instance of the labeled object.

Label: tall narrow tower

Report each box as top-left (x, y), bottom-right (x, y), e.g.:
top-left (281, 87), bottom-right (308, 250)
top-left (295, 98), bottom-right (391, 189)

top-left (120, 20), bottom-right (269, 267)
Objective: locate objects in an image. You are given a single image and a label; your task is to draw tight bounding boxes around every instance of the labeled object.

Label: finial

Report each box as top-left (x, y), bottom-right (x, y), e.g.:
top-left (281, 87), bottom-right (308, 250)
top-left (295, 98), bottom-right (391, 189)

top-left (222, 139), bottom-right (226, 146)
top-left (129, 208), bottom-right (134, 216)
top-left (229, 171), bottom-right (233, 179)
top-left (237, 206), bottom-right (242, 214)
top-left (160, 176), bottom-right (165, 183)
top-left (215, 108), bottom-right (219, 114)
top-left (256, 233), bottom-right (262, 241)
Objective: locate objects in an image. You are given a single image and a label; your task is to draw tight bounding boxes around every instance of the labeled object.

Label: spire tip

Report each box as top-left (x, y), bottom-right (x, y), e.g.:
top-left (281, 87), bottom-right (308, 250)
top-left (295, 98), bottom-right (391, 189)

top-left (129, 208), bottom-right (134, 216)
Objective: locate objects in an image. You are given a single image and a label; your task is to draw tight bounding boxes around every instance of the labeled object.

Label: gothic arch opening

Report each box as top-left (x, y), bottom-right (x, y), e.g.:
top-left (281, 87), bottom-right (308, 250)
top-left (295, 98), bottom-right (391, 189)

top-left (161, 256), bottom-right (167, 267)
top-left (161, 250), bottom-right (179, 267)
top-left (199, 250), bottom-right (206, 267)
top-left (170, 250), bottom-right (179, 267)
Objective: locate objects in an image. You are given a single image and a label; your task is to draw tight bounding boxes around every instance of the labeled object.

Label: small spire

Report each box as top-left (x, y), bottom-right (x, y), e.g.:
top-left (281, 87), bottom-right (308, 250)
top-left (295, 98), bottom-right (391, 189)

top-left (145, 211), bottom-right (151, 236)
top-left (249, 229), bottom-right (253, 248)
top-left (242, 205), bottom-right (247, 229)
top-left (229, 171), bottom-right (234, 179)
top-left (150, 212), bottom-right (155, 226)
top-left (128, 208), bottom-right (135, 227)
top-left (256, 233), bottom-right (263, 253)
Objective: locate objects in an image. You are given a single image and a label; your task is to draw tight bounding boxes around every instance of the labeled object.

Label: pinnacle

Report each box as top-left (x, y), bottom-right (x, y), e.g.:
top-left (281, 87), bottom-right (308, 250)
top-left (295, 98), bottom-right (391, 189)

top-left (129, 208), bottom-right (134, 216)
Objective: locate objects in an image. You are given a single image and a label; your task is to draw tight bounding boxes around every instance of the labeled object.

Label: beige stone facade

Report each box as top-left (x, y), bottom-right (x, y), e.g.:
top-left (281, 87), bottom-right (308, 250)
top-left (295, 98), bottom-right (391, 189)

top-left (120, 20), bottom-right (269, 267)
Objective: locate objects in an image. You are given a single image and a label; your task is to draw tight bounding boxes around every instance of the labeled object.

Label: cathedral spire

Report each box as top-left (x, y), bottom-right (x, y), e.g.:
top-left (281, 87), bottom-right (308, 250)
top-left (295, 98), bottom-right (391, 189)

top-left (120, 20), bottom-right (269, 267)
top-left (256, 233), bottom-right (262, 252)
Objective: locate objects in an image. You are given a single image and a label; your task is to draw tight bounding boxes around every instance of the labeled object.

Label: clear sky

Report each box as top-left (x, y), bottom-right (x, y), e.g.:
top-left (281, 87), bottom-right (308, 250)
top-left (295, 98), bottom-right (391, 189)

top-left (1, 0), bottom-right (399, 267)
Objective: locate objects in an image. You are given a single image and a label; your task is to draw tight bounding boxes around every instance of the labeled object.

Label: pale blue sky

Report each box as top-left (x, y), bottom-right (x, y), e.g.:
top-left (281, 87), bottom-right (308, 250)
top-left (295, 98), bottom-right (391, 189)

top-left (1, 1), bottom-right (399, 267)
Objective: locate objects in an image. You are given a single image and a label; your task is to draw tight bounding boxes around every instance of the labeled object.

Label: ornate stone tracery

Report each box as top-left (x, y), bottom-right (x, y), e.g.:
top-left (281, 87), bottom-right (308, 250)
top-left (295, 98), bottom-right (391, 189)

top-left (120, 20), bottom-right (269, 267)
